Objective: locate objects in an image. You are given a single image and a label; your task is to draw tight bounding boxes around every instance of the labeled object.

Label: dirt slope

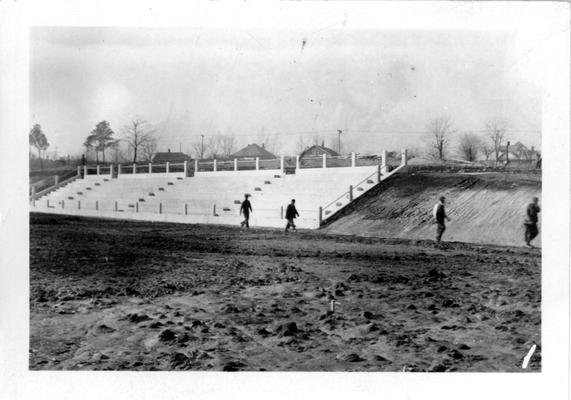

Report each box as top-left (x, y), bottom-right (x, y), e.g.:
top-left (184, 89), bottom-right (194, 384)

top-left (323, 172), bottom-right (541, 247)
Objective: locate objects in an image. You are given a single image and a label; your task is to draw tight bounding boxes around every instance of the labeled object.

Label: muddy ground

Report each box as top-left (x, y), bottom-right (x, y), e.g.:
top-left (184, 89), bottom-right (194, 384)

top-left (30, 213), bottom-right (541, 372)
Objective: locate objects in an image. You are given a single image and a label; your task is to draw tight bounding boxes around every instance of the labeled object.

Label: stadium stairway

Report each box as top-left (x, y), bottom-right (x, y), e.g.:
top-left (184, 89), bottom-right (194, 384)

top-left (30, 162), bottom-right (408, 229)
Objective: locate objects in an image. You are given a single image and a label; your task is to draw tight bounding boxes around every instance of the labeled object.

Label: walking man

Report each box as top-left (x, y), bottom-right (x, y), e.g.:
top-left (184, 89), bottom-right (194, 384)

top-left (524, 196), bottom-right (540, 247)
top-left (285, 199), bottom-right (299, 233)
top-left (433, 196), bottom-right (451, 242)
top-left (240, 194), bottom-right (252, 229)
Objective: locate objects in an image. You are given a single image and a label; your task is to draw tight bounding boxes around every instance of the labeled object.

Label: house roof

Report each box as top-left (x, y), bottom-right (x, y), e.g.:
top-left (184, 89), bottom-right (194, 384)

top-left (230, 144), bottom-right (276, 159)
top-left (510, 141), bottom-right (528, 153)
top-left (151, 151), bottom-right (190, 163)
top-left (498, 142), bottom-right (539, 160)
top-left (299, 145), bottom-right (340, 158)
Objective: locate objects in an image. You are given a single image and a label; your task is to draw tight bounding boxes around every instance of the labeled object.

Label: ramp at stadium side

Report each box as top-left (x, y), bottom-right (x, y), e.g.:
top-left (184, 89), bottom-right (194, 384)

top-left (321, 171), bottom-right (541, 247)
top-left (29, 151), bottom-right (409, 229)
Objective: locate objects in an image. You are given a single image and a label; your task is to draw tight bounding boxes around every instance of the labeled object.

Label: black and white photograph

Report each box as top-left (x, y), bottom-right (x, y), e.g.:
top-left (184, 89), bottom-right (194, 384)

top-left (0, 1), bottom-right (569, 399)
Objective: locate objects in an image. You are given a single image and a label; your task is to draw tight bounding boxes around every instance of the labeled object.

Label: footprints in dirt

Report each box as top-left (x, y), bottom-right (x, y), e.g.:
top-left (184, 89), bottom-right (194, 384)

top-left (124, 313), bottom-right (151, 323)
top-left (336, 353), bottom-right (365, 362)
top-left (95, 324), bottom-right (116, 334)
top-left (222, 360), bottom-right (247, 371)
top-left (275, 322), bottom-right (298, 337)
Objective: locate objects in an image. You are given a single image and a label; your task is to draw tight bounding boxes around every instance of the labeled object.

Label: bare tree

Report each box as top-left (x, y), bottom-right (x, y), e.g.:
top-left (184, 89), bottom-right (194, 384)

top-left (486, 118), bottom-right (508, 163)
top-left (141, 136), bottom-right (158, 162)
top-left (191, 141), bottom-right (203, 159)
top-left (218, 134), bottom-right (237, 158)
top-left (458, 133), bottom-right (481, 162)
top-left (110, 140), bottom-right (122, 163)
top-left (206, 135), bottom-right (222, 159)
top-left (427, 117), bottom-right (454, 160)
top-left (480, 142), bottom-right (493, 161)
top-left (123, 118), bottom-right (156, 163)
top-left (295, 135), bottom-right (309, 154)
top-left (311, 132), bottom-right (323, 146)
top-left (257, 131), bottom-right (282, 155)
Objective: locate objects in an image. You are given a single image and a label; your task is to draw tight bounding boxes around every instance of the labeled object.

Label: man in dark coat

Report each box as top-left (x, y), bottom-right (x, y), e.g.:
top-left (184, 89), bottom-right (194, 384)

top-left (285, 199), bottom-right (299, 232)
top-left (433, 196), bottom-right (451, 242)
top-left (524, 196), bottom-right (540, 247)
top-left (240, 194), bottom-right (252, 229)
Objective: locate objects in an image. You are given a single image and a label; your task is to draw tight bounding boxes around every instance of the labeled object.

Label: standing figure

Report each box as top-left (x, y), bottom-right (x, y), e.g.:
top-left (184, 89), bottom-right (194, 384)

top-left (524, 197), bottom-right (540, 247)
top-left (240, 194), bottom-right (252, 229)
top-left (433, 196), bottom-right (451, 242)
top-left (285, 199), bottom-right (299, 233)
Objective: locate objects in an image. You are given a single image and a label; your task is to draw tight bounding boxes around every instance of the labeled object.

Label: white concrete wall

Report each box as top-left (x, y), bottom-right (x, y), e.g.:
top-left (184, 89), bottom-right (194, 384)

top-left (116, 172), bottom-right (186, 179)
top-left (83, 174), bottom-right (112, 180)
top-left (30, 204), bottom-right (320, 229)
top-left (295, 165), bottom-right (377, 176)
top-left (195, 169), bottom-right (282, 177)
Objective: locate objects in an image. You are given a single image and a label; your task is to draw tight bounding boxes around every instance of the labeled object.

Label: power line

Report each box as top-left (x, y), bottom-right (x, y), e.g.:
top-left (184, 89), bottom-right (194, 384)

top-left (181, 129), bottom-right (541, 138)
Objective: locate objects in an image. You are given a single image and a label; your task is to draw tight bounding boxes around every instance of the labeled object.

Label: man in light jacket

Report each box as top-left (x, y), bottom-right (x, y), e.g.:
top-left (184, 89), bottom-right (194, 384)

top-left (524, 197), bottom-right (540, 247)
top-left (433, 196), bottom-right (451, 242)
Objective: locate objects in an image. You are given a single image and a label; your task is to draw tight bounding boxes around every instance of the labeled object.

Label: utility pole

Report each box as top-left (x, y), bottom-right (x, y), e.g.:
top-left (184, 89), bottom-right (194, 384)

top-left (200, 134), bottom-right (204, 159)
top-left (337, 129), bottom-right (343, 153)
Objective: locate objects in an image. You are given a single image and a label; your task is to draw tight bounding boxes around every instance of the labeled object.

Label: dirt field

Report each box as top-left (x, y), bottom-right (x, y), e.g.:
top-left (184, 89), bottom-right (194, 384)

top-left (29, 212), bottom-right (541, 372)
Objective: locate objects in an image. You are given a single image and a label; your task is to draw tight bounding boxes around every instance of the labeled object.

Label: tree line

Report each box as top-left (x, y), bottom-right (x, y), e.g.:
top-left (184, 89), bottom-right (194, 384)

top-left (426, 116), bottom-right (538, 163)
top-left (29, 116), bottom-right (538, 167)
top-left (28, 120), bottom-right (283, 166)
top-left (29, 119), bottom-right (159, 166)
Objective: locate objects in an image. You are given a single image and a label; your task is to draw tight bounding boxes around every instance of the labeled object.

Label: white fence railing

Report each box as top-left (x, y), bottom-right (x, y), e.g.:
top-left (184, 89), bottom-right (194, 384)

top-left (34, 196), bottom-right (317, 220)
top-left (75, 150), bottom-right (407, 178)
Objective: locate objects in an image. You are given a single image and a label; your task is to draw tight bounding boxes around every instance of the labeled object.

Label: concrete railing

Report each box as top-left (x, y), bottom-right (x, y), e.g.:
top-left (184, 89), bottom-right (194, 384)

top-left (319, 149), bottom-right (408, 224)
top-left (194, 157), bottom-right (284, 173)
top-left (30, 173), bottom-right (79, 202)
top-left (82, 161), bottom-right (190, 178)
top-left (77, 151), bottom-right (406, 179)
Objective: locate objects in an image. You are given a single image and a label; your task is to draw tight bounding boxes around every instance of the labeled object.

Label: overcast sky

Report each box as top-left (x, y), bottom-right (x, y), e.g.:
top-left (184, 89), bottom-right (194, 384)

top-left (30, 26), bottom-right (541, 157)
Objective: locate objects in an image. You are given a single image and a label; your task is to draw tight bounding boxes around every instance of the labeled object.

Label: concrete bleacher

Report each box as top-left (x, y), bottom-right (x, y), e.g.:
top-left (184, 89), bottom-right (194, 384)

top-left (30, 152), bottom-right (407, 229)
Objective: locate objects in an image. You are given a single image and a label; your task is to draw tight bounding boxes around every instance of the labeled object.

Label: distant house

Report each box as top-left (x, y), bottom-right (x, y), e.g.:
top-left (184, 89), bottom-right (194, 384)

top-left (230, 144), bottom-right (276, 160)
top-left (151, 150), bottom-right (191, 164)
top-left (299, 144), bottom-right (340, 160)
top-left (498, 142), bottom-right (539, 162)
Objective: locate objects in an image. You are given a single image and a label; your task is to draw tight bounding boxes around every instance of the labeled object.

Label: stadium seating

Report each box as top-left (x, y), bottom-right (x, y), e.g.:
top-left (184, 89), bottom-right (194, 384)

top-left (31, 163), bottom-right (404, 229)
